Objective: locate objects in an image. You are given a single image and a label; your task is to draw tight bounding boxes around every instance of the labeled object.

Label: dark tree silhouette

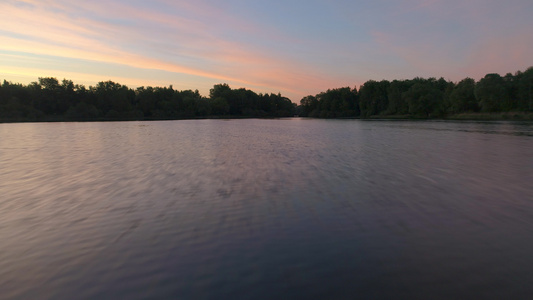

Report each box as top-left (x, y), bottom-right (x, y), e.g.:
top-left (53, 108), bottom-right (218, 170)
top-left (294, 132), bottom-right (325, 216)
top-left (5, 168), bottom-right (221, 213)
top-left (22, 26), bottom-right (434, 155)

top-left (298, 66), bottom-right (533, 119)
top-left (0, 79), bottom-right (295, 122)
top-left (2, 67), bottom-right (533, 123)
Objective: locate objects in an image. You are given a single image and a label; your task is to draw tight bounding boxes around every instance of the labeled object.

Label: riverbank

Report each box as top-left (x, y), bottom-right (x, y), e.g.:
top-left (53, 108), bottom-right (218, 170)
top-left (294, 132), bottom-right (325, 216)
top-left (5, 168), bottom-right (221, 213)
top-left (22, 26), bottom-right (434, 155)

top-left (0, 115), bottom-right (294, 124)
top-left (443, 112), bottom-right (533, 121)
top-left (365, 112), bottom-right (533, 121)
top-left (2, 112), bottom-right (533, 123)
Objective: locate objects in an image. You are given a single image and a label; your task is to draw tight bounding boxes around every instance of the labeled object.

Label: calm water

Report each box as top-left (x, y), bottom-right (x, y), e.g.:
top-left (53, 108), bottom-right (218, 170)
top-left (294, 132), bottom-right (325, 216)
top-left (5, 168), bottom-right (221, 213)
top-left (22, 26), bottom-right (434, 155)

top-left (1, 119), bottom-right (532, 299)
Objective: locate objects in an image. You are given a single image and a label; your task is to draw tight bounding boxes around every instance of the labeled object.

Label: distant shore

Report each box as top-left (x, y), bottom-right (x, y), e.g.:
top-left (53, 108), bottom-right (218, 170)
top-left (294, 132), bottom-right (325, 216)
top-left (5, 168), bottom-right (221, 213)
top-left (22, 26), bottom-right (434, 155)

top-left (2, 66), bottom-right (532, 124)
top-left (0, 115), bottom-right (295, 124)
top-left (364, 112), bottom-right (533, 121)
top-left (3, 112), bottom-right (533, 124)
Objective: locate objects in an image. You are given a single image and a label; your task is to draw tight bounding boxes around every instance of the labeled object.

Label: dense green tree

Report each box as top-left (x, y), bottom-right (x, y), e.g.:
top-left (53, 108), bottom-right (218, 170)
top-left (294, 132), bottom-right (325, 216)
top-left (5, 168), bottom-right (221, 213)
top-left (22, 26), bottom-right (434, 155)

top-left (209, 83), bottom-right (231, 99)
top-left (449, 78), bottom-right (478, 113)
top-left (386, 80), bottom-right (411, 115)
top-left (93, 81), bottom-right (135, 116)
top-left (181, 89), bottom-right (202, 117)
top-left (503, 72), bottom-right (519, 111)
top-left (298, 87), bottom-right (357, 118)
top-left (0, 80), bottom-right (42, 120)
top-left (475, 73), bottom-right (508, 112)
top-left (34, 77), bottom-right (61, 114)
top-left (404, 82), bottom-right (443, 117)
top-left (65, 102), bottom-right (99, 120)
top-left (1, 79), bottom-right (295, 121)
top-left (207, 84), bottom-right (293, 117)
top-left (299, 95), bottom-right (318, 117)
top-left (358, 80), bottom-right (389, 117)
top-left (517, 67), bottom-right (533, 111)
top-left (136, 86), bottom-right (156, 117)
top-left (209, 97), bottom-right (229, 115)
top-left (209, 83), bottom-right (241, 115)
top-left (3, 67), bottom-right (533, 122)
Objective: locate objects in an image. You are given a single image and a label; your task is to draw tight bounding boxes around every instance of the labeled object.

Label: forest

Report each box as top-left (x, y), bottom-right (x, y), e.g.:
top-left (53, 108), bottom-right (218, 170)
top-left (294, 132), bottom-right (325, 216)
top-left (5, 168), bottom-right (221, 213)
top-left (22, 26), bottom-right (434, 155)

top-left (0, 81), bottom-right (295, 122)
top-left (299, 66), bottom-right (533, 119)
top-left (1, 66), bottom-right (532, 122)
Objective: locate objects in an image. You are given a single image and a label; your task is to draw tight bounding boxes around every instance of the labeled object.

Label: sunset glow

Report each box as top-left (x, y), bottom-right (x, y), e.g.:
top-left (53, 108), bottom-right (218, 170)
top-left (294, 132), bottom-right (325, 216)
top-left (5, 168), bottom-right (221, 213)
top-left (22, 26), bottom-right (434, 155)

top-left (1, 0), bottom-right (532, 101)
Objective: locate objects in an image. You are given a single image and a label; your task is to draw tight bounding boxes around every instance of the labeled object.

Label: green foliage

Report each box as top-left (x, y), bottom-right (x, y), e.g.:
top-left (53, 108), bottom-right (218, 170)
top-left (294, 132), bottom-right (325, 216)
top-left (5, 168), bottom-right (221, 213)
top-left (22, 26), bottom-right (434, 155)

top-left (209, 97), bottom-right (229, 115)
top-left (299, 95), bottom-right (318, 117)
top-left (359, 80), bottom-right (389, 117)
top-left (65, 102), bottom-right (99, 120)
top-left (0, 80), bottom-right (43, 121)
top-left (299, 66), bottom-right (533, 119)
top-left (0, 78), bottom-right (295, 122)
top-left (208, 84), bottom-right (293, 117)
top-left (404, 82), bottom-right (443, 117)
top-left (386, 80), bottom-right (411, 115)
top-left (450, 78), bottom-right (478, 113)
top-left (517, 67), bottom-right (533, 111)
top-left (299, 87), bottom-right (358, 118)
top-left (93, 80), bottom-right (135, 115)
top-left (475, 74), bottom-right (508, 112)
top-left (2, 66), bottom-right (533, 122)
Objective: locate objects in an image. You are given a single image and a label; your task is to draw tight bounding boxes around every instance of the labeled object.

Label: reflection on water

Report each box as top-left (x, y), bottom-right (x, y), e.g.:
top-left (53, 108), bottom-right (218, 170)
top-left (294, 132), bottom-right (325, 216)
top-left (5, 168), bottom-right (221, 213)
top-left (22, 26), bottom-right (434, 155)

top-left (0, 119), bottom-right (532, 299)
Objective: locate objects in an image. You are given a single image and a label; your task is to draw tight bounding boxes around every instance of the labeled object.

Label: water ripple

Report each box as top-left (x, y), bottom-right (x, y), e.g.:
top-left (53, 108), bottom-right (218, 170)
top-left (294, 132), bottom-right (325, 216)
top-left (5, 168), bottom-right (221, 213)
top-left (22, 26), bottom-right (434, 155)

top-left (0, 119), bottom-right (532, 299)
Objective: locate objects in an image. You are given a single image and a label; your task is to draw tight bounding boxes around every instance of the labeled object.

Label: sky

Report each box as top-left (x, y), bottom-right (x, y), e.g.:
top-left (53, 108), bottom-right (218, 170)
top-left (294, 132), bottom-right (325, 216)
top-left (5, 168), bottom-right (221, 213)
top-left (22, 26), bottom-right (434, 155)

top-left (1, 0), bottom-right (532, 102)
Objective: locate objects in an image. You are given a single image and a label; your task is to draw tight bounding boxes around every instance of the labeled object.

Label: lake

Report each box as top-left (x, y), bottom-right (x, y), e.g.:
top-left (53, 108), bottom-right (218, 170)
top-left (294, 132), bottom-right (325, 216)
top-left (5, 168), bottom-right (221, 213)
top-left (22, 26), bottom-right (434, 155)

top-left (1, 119), bottom-right (532, 299)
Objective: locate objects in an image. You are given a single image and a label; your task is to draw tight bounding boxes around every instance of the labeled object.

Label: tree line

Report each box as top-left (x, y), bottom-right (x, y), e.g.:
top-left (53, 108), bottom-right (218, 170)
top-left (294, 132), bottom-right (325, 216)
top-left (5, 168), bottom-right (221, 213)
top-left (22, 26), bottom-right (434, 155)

top-left (0, 79), bottom-right (295, 122)
top-left (2, 66), bottom-right (532, 122)
top-left (298, 67), bottom-right (533, 118)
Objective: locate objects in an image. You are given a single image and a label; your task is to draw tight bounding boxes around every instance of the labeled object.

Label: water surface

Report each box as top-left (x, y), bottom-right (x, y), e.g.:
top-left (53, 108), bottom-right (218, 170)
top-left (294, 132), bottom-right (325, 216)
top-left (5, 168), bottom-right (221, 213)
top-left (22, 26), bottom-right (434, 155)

top-left (1, 119), bottom-right (532, 299)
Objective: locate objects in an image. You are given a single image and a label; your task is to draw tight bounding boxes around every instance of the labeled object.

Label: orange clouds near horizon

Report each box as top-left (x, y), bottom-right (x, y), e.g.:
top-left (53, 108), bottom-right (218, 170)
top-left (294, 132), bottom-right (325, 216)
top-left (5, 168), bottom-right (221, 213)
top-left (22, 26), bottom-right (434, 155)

top-left (1, 0), bottom-right (532, 101)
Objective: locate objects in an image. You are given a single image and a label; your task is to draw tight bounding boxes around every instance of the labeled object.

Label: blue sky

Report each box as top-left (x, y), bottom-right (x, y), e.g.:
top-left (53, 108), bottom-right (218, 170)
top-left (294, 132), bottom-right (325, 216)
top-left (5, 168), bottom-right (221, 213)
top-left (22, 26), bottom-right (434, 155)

top-left (1, 0), bottom-right (532, 101)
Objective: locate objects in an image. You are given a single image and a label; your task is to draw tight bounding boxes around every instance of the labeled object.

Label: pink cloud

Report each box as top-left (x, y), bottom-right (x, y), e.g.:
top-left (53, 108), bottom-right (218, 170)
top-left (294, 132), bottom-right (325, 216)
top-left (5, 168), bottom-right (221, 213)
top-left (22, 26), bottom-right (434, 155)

top-left (463, 33), bottom-right (533, 79)
top-left (1, 1), bottom-right (333, 100)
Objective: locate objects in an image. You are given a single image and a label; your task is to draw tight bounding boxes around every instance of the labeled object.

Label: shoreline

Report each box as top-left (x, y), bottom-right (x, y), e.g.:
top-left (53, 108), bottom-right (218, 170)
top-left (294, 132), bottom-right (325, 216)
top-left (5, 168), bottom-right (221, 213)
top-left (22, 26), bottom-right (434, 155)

top-left (2, 112), bottom-right (533, 124)
top-left (366, 112), bottom-right (533, 121)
